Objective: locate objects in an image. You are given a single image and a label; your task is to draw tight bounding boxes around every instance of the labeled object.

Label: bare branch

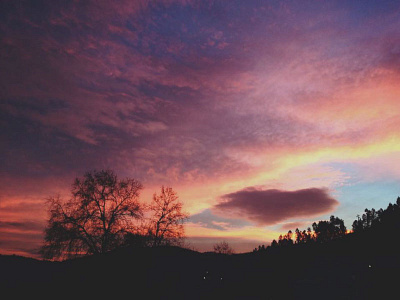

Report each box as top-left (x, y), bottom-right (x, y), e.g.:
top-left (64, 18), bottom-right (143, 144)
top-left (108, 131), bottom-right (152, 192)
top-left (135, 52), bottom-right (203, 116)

top-left (41, 170), bottom-right (144, 260)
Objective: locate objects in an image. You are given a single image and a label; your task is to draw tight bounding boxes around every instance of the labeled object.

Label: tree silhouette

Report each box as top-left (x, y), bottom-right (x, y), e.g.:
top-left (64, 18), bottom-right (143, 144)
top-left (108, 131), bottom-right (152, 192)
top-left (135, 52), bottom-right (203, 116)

top-left (147, 186), bottom-right (188, 247)
top-left (253, 244), bottom-right (267, 252)
top-left (312, 215), bottom-right (346, 243)
top-left (260, 216), bottom-right (346, 251)
top-left (40, 170), bottom-right (143, 259)
top-left (352, 197), bottom-right (400, 234)
top-left (352, 208), bottom-right (381, 232)
top-left (213, 241), bottom-right (234, 254)
top-left (295, 228), bottom-right (309, 244)
top-left (277, 230), bottom-right (294, 247)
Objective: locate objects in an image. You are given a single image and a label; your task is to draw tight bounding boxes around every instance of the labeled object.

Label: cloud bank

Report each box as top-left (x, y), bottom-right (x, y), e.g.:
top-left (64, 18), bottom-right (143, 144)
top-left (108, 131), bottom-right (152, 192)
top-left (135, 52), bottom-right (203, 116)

top-left (1, 0), bottom-right (400, 255)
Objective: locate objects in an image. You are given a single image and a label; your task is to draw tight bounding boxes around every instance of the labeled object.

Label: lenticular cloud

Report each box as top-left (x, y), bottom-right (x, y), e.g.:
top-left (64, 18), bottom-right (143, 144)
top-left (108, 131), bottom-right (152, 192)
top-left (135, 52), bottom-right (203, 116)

top-left (214, 187), bottom-right (338, 226)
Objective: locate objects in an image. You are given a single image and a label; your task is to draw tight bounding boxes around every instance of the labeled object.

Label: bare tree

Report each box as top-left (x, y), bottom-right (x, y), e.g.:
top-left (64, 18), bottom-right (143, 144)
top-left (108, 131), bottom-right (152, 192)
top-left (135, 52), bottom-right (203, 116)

top-left (41, 170), bottom-right (143, 259)
top-left (147, 186), bottom-right (188, 247)
top-left (213, 241), bottom-right (234, 255)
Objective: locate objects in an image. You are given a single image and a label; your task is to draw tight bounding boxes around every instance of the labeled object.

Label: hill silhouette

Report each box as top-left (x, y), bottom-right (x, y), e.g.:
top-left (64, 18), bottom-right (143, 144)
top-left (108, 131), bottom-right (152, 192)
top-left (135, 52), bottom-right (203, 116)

top-left (2, 199), bottom-right (400, 299)
top-left (1, 238), bottom-right (399, 299)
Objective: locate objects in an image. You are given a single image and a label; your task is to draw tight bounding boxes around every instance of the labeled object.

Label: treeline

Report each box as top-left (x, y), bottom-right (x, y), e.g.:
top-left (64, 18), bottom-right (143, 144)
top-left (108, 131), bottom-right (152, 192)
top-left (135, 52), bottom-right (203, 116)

top-left (352, 197), bottom-right (400, 233)
top-left (254, 197), bottom-right (400, 253)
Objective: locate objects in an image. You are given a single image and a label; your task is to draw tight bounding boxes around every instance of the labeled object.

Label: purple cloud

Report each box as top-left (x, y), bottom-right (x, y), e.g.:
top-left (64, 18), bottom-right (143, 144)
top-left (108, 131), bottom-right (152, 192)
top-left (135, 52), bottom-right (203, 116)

top-left (1, 0), bottom-right (400, 256)
top-left (2, 0), bottom-right (398, 186)
top-left (280, 221), bottom-right (311, 231)
top-left (0, 221), bottom-right (44, 232)
top-left (213, 187), bottom-right (338, 226)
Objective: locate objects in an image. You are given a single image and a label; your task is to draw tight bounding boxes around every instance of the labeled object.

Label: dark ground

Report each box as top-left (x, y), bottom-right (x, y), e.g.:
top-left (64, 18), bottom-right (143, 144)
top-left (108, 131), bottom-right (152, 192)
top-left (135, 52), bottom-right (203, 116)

top-left (1, 233), bottom-right (399, 299)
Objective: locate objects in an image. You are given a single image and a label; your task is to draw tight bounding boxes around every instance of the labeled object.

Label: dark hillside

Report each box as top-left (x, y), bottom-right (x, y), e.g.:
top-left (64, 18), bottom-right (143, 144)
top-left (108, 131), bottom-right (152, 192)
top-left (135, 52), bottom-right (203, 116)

top-left (1, 237), bottom-right (399, 299)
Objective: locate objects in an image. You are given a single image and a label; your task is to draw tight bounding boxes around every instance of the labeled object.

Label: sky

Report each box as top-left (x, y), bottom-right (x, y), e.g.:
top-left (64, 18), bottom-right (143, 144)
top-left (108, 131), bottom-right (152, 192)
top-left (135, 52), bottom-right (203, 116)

top-left (1, 0), bottom-right (400, 256)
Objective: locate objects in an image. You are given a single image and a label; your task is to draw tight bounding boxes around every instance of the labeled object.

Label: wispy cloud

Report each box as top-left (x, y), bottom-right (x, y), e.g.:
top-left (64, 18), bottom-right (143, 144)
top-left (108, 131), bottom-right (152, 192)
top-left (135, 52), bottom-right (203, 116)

top-left (1, 0), bottom-right (400, 254)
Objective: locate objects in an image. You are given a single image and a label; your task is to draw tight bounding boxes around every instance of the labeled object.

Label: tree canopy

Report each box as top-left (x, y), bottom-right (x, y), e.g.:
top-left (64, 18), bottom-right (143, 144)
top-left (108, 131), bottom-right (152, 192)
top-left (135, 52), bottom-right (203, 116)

top-left (147, 186), bottom-right (189, 247)
top-left (41, 171), bottom-right (189, 259)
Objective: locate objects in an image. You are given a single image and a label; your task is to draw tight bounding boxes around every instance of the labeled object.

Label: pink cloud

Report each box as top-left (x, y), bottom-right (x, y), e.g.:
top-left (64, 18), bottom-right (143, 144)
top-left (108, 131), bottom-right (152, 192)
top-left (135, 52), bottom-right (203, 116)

top-left (280, 221), bottom-right (311, 231)
top-left (1, 0), bottom-right (400, 256)
top-left (214, 187), bottom-right (338, 226)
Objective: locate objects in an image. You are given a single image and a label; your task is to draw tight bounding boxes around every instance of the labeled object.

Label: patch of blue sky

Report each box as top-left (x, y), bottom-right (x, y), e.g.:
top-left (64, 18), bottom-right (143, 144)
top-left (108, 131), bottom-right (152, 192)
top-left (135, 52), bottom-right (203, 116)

top-left (318, 161), bottom-right (400, 226)
top-left (334, 180), bottom-right (400, 228)
top-left (189, 209), bottom-right (251, 231)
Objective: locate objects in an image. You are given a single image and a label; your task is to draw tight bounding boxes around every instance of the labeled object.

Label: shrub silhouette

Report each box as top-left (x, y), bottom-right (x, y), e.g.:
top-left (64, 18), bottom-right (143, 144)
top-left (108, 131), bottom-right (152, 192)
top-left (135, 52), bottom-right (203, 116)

top-left (213, 241), bottom-right (234, 254)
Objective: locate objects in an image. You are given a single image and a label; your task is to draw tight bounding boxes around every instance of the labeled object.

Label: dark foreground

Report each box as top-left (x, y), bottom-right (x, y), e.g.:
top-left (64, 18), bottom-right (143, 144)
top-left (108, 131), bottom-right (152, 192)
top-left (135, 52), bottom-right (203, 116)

top-left (1, 234), bottom-right (399, 299)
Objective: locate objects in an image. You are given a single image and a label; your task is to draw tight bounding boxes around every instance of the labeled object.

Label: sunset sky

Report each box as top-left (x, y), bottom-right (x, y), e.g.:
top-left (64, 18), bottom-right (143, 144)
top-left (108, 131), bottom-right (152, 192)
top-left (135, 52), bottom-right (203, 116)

top-left (1, 0), bottom-right (400, 256)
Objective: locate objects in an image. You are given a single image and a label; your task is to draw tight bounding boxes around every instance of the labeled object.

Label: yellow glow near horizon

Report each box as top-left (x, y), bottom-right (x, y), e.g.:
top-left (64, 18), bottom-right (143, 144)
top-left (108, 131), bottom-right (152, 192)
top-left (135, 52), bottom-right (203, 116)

top-left (185, 222), bottom-right (280, 242)
top-left (172, 134), bottom-right (400, 215)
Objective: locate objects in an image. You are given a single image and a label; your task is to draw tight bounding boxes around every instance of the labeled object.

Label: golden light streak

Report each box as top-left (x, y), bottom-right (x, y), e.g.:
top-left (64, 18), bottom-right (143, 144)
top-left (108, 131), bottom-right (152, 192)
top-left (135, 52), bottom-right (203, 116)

top-left (185, 222), bottom-right (280, 242)
top-left (176, 134), bottom-right (400, 214)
